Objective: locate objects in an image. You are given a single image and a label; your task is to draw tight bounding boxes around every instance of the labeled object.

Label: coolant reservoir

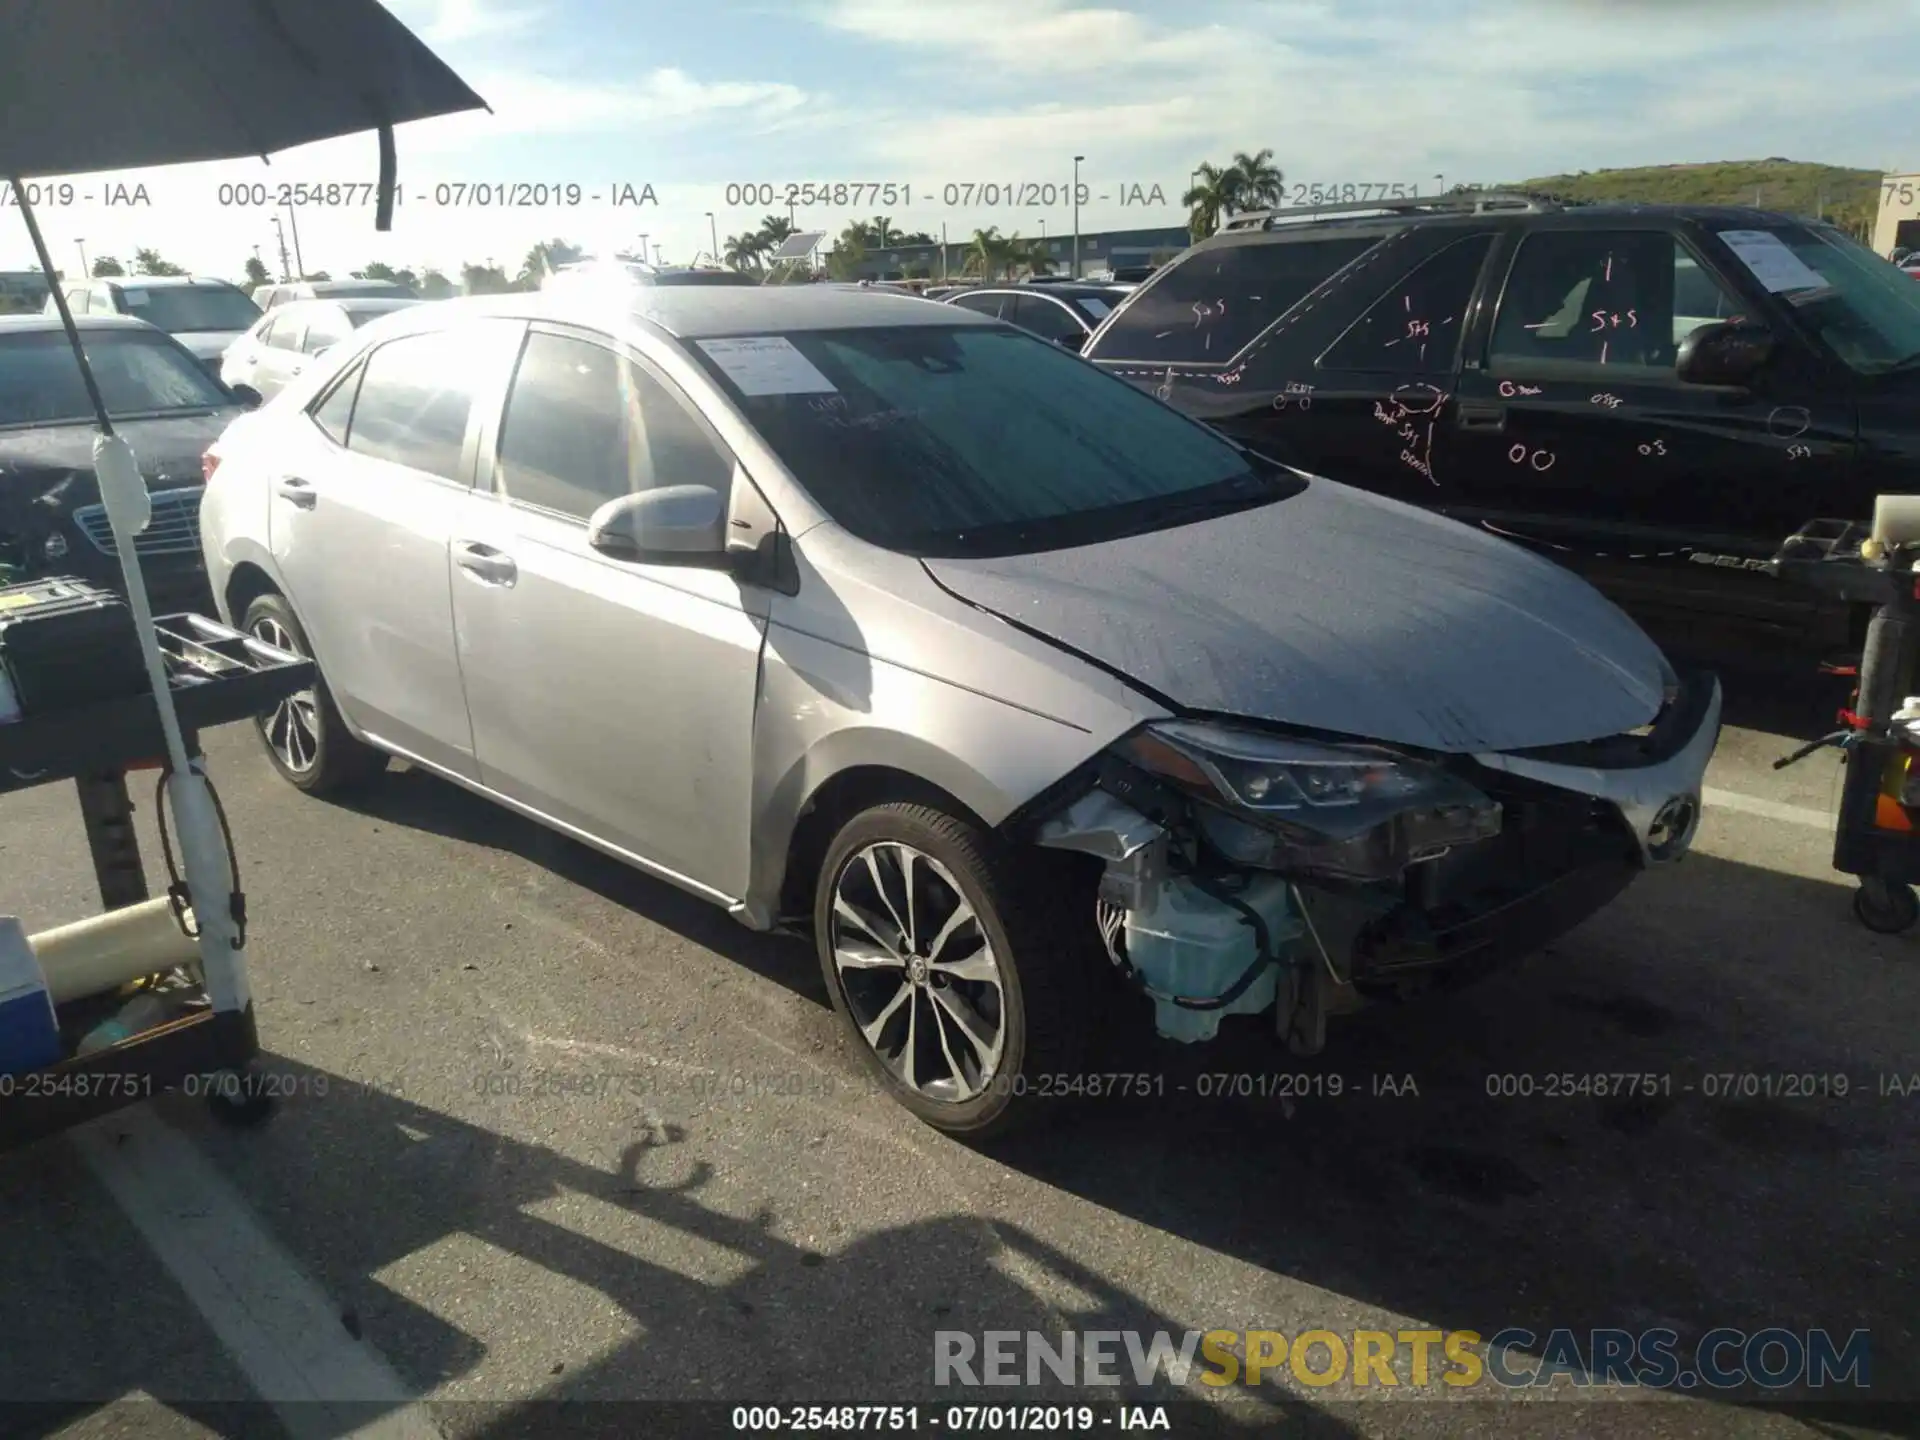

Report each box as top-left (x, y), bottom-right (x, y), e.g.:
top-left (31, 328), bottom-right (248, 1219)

top-left (1123, 875), bottom-right (1302, 1043)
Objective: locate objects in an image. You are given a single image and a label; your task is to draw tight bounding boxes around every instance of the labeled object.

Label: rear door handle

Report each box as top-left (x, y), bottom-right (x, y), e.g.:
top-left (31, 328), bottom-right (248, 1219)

top-left (275, 477), bottom-right (318, 509)
top-left (1457, 401), bottom-right (1508, 432)
top-left (455, 541), bottom-right (518, 587)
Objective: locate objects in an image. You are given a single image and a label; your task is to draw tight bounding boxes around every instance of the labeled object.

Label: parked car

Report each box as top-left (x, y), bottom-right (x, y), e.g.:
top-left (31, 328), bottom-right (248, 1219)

top-left (200, 287), bottom-right (1719, 1137)
top-left (48, 274), bottom-right (260, 377)
top-left (1084, 194), bottom-right (1920, 658)
top-left (252, 278), bottom-right (418, 311)
top-left (0, 314), bottom-right (242, 608)
top-left (944, 282), bottom-right (1133, 351)
top-left (543, 261), bottom-right (759, 292)
top-left (221, 296), bottom-right (419, 404)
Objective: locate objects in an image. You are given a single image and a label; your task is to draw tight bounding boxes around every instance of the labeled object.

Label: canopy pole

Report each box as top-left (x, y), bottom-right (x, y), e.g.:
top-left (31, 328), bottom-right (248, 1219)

top-left (10, 175), bottom-right (248, 1017)
top-left (375, 123), bottom-right (396, 231)
top-left (8, 176), bottom-right (113, 434)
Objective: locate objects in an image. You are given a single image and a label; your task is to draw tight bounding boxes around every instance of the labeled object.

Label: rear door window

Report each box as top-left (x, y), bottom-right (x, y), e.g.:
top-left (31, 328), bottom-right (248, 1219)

top-left (948, 292), bottom-right (1007, 319)
top-left (1318, 234), bottom-right (1493, 374)
top-left (302, 306), bottom-right (351, 355)
top-left (346, 330), bottom-right (478, 482)
top-left (1009, 295), bottom-right (1086, 346)
top-left (1089, 236), bottom-right (1381, 364)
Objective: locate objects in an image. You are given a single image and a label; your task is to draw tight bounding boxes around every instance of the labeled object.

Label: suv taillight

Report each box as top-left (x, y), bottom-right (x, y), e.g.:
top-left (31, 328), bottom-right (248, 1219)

top-left (202, 450), bottom-right (221, 483)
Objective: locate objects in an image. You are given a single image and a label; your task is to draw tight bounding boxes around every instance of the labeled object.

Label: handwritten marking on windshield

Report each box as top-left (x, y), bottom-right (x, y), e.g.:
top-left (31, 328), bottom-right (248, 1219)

top-left (1500, 381), bottom-right (1544, 397)
top-left (1590, 392), bottom-right (1623, 408)
top-left (1509, 442), bottom-right (1556, 471)
top-left (1637, 438), bottom-right (1667, 457)
top-left (1271, 381), bottom-right (1314, 412)
top-left (1787, 443), bottom-right (1812, 459)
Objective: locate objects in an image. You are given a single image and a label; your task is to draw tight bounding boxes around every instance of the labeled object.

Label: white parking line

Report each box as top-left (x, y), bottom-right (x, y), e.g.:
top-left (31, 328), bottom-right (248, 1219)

top-left (71, 1107), bottom-right (442, 1440)
top-left (1703, 787), bottom-right (1834, 831)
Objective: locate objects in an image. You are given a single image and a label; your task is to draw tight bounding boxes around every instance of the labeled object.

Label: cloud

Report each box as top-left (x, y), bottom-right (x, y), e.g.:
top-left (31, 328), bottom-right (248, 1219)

top-left (396, 0), bottom-right (545, 45)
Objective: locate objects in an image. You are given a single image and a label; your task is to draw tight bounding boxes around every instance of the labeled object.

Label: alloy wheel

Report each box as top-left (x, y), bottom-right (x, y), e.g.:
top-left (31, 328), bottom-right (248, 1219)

top-left (829, 841), bottom-right (1007, 1103)
top-left (249, 615), bottom-right (321, 774)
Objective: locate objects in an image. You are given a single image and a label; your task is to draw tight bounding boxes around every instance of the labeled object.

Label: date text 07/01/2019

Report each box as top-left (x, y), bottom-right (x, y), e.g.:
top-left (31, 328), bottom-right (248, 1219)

top-left (212, 181), bottom-right (659, 209)
top-left (720, 181), bottom-right (1170, 211)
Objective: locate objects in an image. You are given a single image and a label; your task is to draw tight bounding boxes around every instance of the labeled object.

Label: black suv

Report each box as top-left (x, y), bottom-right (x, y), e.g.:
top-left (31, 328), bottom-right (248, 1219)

top-left (1083, 193), bottom-right (1920, 657)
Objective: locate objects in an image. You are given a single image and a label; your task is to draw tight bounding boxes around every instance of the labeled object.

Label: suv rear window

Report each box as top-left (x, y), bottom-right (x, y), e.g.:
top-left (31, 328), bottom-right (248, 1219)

top-left (1089, 236), bottom-right (1379, 365)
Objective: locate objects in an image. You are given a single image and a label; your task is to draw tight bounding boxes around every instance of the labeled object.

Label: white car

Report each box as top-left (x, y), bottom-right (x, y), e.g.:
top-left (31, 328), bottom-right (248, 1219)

top-left (220, 297), bottom-right (418, 404)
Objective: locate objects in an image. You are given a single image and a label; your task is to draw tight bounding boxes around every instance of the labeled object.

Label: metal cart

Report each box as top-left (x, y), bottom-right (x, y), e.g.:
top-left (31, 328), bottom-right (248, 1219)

top-left (0, 609), bottom-right (313, 1150)
top-left (1770, 520), bottom-right (1920, 933)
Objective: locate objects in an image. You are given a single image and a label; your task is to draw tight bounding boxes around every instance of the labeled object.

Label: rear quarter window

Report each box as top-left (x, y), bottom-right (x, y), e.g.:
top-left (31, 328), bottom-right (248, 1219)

top-left (1089, 236), bottom-right (1381, 365)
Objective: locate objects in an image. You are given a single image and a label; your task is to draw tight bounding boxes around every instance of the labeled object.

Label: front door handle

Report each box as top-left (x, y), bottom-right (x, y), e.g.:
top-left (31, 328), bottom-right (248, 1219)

top-left (275, 477), bottom-right (318, 509)
top-left (455, 541), bottom-right (518, 587)
top-left (1457, 401), bottom-right (1508, 432)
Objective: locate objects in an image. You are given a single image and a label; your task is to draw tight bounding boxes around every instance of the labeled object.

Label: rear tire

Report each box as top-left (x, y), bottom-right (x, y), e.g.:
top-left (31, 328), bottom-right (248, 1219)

top-left (813, 803), bottom-right (1098, 1139)
top-left (242, 592), bottom-right (387, 795)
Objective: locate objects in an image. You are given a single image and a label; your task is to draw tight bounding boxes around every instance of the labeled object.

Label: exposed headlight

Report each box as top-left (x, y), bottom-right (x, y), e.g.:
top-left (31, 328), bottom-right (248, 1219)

top-left (1116, 721), bottom-right (1502, 881)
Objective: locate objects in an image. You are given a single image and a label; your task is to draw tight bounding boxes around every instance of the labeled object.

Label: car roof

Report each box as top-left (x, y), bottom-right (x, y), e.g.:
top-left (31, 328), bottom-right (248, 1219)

top-left (0, 312), bottom-right (160, 333)
top-left (1199, 199), bottom-right (1826, 252)
top-left (270, 296), bottom-right (416, 315)
top-left (96, 275), bottom-right (241, 289)
top-left (970, 283), bottom-right (1128, 299)
top-left (390, 286), bottom-right (992, 340)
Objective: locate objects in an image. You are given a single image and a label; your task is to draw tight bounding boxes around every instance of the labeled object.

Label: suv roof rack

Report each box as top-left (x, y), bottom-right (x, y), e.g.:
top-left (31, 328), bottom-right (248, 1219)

top-left (1219, 190), bottom-right (1568, 232)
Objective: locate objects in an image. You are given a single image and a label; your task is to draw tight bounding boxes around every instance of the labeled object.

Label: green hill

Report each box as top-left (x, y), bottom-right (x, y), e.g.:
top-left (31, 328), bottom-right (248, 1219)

top-left (1506, 159), bottom-right (1880, 234)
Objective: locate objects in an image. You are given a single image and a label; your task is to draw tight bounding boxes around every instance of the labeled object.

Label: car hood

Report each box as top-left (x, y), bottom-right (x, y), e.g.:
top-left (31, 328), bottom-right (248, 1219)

top-left (173, 330), bottom-right (249, 360)
top-left (920, 478), bottom-right (1673, 754)
top-left (0, 411), bottom-right (232, 525)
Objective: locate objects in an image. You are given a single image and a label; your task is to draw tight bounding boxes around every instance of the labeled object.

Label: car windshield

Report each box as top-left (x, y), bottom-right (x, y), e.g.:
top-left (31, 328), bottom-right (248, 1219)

top-left (688, 325), bottom-right (1299, 557)
top-left (0, 329), bottom-right (232, 427)
top-left (119, 284), bottom-right (261, 334)
top-left (1712, 223), bottom-right (1920, 374)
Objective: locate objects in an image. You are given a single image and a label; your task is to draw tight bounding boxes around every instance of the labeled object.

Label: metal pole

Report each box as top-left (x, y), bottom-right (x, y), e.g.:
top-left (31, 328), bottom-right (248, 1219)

top-left (707, 211), bottom-right (718, 264)
top-left (12, 178), bottom-right (112, 431)
top-left (1072, 155), bottom-right (1084, 279)
top-left (284, 204), bottom-right (305, 279)
top-left (941, 222), bottom-right (948, 282)
top-left (75, 237), bottom-right (88, 278)
top-left (270, 216), bottom-right (291, 280)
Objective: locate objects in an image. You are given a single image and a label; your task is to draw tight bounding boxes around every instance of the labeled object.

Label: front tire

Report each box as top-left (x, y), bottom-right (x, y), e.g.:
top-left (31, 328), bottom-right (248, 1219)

top-left (243, 592), bottom-right (387, 795)
top-left (813, 802), bottom-right (1096, 1138)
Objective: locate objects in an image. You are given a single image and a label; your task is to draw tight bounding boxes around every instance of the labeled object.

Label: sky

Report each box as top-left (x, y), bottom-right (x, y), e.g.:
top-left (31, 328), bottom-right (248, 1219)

top-left (4, 0), bottom-right (1918, 283)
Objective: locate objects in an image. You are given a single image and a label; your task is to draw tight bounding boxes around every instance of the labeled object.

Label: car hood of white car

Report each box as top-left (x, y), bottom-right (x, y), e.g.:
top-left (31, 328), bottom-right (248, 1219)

top-left (920, 476), bottom-right (1675, 755)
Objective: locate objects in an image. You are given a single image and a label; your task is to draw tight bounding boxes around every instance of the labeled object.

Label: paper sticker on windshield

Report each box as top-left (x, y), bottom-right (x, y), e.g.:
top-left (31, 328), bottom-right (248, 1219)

top-left (696, 336), bottom-right (837, 396)
top-left (1718, 230), bottom-right (1829, 294)
top-left (1080, 298), bottom-right (1112, 319)
top-left (122, 289), bottom-right (149, 307)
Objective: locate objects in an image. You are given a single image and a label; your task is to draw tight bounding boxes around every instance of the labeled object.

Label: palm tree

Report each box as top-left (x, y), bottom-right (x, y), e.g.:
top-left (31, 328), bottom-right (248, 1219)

top-left (1183, 163), bottom-right (1236, 241)
top-left (964, 227), bottom-right (1014, 281)
top-left (1226, 148), bottom-right (1284, 213)
top-left (724, 231), bottom-right (767, 272)
top-left (756, 214), bottom-right (798, 249)
top-left (1011, 235), bottom-right (1052, 277)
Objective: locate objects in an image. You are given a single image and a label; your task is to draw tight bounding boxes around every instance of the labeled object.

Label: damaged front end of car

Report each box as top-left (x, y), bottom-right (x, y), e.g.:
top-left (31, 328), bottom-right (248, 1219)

top-left (1030, 672), bottom-right (1722, 1053)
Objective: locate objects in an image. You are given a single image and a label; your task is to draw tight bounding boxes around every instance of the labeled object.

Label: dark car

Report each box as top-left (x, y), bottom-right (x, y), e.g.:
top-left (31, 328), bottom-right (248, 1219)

top-left (944, 282), bottom-right (1133, 352)
top-left (49, 274), bottom-right (261, 377)
top-left (1083, 193), bottom-right (1920, 658)
top-left (0, 314), bottom-right (242, 610)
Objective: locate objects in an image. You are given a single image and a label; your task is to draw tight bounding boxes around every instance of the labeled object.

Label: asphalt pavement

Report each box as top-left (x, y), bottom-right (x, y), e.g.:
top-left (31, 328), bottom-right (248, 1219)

top-left (0, 657), bottom-right (1914, 1440)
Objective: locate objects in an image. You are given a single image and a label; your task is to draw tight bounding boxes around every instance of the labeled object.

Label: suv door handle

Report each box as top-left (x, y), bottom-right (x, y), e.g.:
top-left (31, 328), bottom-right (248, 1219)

top-left (275, 477), bottom-right (318, 509)
top-left (455, 541), bottom-right (518, 587)
top-left (1457, 402), bottom-right (1507, 432)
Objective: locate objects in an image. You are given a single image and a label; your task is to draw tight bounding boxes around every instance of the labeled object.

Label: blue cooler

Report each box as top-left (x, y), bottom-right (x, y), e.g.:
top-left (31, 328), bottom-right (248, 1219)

top-left (0, 917), bottom-right (63, 1076)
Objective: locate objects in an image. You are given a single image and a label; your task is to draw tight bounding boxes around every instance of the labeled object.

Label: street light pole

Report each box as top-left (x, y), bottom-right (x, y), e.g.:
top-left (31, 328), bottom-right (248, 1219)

top-left (270, 216), bottom-right (292, 281)
top-left (75, 238), bottom-right (87, 279)
top-left (706, 211), bottom-right (718, 265)
top-left (1072, 154), bottom-right (1084, 279)
top-left (284, 203), bottom-right (305, 279)
top-left (1432, 173), bottom-right (1445, 197)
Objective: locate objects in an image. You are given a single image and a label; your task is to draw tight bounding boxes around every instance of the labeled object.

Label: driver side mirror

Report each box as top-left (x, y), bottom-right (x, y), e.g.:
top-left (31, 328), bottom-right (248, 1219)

top-left (587, 485), bottom-right (730, 568)
top-left (1677, 320), bottom-right (1775, 388)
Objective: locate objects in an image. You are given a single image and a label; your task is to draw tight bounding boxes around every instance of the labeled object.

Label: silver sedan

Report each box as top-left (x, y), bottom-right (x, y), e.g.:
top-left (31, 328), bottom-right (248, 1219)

top-left (197, 287), bottom-right (1719, 1136)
